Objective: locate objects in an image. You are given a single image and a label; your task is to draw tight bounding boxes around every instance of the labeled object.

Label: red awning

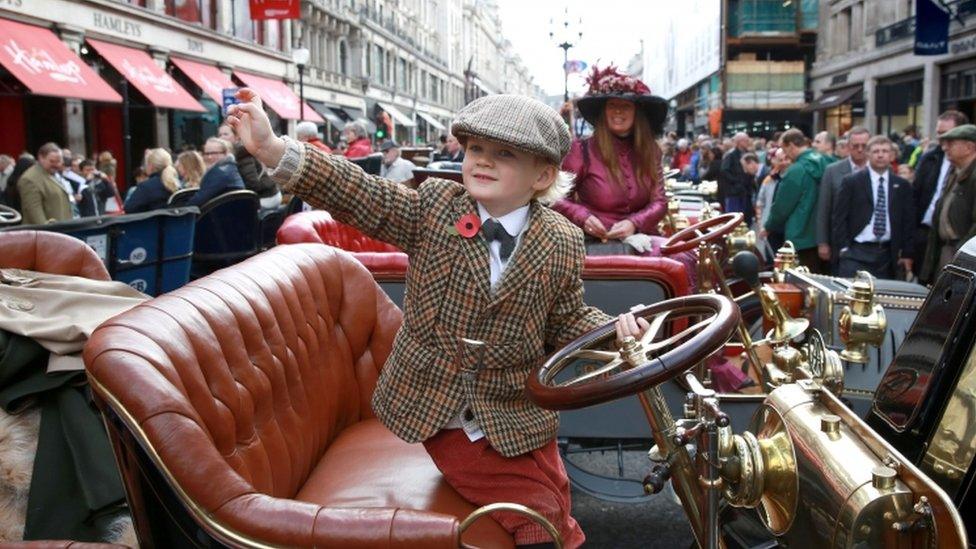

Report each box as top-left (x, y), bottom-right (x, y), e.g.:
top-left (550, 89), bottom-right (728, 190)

top-left (169, 57), bottom-right (236, 105)
top-left (0, 18), bottom-right (120, 103)
top-left (233, 70), bottom-right (324, 123)
top-left (87, 39), bottom-right (205, 112)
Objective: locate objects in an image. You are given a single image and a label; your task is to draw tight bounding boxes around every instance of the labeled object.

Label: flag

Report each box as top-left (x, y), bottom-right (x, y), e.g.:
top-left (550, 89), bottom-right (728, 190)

top-left (249, 0), bottom-right (300, 20)
top-left (564, 60), bottom-right (588, 74)
top-left (915, 0), bottom-right (950, 55)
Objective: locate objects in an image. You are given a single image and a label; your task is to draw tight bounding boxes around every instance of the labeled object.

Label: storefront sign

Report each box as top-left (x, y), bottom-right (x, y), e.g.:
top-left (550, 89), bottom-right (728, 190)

top-left (0, 17), bottom-right (120, 102)
top-left (248, 0), bottom-right (300, 20)
top-left (915, 0), bottom-right (950, 55)
top-left (93, 12), bottom-right (142, 38)
top-left (951, 35), bottom-right (976, 55)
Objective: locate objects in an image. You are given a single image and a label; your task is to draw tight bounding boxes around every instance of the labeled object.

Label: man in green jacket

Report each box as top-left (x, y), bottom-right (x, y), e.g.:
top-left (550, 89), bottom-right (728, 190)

top-left (765, 128), bottom-right (832, 271)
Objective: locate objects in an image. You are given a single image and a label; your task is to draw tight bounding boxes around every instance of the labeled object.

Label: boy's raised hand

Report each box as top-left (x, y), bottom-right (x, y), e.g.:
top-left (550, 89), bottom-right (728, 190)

top-left (225, 88), bottom-right (286, 168)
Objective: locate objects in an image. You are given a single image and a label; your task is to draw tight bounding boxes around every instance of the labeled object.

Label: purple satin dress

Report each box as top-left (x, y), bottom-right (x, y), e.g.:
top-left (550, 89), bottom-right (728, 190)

top-left (553, 137), bottom-right (697, 288)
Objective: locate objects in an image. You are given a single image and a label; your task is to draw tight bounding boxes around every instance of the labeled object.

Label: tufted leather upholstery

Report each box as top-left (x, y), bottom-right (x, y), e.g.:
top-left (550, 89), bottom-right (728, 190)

top-left (84, 244), bottom-right (513, 548)
top-left (0, 231), bottom-right (109, 280)
top-left (277, 210), bottom-right (401, 252)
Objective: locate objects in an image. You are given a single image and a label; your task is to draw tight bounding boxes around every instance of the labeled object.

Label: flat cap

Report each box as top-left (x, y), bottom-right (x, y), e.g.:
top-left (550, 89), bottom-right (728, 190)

top-left (451, 94), bottom-right (571, 165)
top-left (379, 140), bottom-right (400, 152)
top-left (938, 124), bottom-right (976, 142)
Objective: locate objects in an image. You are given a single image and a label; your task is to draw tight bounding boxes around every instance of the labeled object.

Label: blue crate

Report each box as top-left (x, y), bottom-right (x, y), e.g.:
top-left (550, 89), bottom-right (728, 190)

top-left (2, 207), bottom-right (198, 296)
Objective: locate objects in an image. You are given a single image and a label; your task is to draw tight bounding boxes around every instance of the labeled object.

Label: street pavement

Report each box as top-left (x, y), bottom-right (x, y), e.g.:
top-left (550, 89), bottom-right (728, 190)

top-left (569, 449), bottom-right (694, 548)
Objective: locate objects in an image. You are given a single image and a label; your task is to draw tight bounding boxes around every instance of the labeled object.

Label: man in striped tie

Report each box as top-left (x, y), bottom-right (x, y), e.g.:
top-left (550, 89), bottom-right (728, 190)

top-left (832, 135), bottom-right (916, 279)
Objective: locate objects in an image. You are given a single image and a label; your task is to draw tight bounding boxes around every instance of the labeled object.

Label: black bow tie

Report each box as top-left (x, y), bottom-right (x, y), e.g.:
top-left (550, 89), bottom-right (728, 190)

top-left (481, 218), bottom-right (516, 260)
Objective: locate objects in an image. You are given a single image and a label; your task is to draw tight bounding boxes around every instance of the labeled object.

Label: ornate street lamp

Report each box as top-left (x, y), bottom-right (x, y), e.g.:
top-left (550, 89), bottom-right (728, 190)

top-left (549, 8), bottom-right (582, 103)
top-left (292, 47), bottom-right (311, 120)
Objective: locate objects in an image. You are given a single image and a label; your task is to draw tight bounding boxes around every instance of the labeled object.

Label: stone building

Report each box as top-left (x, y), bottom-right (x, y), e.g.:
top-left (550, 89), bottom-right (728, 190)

top-left (0, 0), bottom-right (537, 191)
top-left (809, 0), bottom-right (976, 139)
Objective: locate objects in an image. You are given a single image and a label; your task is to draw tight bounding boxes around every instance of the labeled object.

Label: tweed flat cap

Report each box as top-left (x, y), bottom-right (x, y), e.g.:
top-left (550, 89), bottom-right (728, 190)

top-left (938, 124), bottom-right (976, 142)
top-left (451, 94), bottom-right (571, 165)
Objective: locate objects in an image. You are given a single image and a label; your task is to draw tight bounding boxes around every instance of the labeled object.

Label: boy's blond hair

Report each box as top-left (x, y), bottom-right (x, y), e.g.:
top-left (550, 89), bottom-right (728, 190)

top-left (533, 165), bottom-right (575, 205)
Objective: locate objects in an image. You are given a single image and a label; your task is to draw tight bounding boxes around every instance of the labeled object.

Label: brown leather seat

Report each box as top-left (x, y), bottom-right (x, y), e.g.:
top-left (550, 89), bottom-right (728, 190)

top-left (84, 244), bottom-right (513, 548)
top-left (0, 231), bottom-right (109, 280)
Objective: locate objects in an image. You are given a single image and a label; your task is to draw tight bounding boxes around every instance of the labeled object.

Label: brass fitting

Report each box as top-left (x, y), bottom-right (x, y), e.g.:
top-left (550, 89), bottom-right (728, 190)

top-left (838, 271), bottom-right (887, 363)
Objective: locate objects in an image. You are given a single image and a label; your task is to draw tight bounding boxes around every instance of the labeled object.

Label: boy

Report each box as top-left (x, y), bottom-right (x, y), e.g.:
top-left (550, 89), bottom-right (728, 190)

top-left (227, 89), bottom-right (646, 548)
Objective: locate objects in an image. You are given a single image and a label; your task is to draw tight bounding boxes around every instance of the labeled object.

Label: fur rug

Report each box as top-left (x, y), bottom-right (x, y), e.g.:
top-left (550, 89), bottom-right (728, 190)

top-left (0, 408), bottom-right (137, 546)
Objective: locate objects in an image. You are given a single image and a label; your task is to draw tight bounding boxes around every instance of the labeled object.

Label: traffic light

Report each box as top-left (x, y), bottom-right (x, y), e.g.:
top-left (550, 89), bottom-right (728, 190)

top-left (375, 111), bottom-right (393, 140)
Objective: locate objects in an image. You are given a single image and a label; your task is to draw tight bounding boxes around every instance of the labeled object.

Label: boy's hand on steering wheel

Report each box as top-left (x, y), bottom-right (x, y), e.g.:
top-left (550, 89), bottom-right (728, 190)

top-left (225, 88), bottom-right (287, 168)
top-left (615, 312), bottom-right (650, 344)
top-left (605, 219), bottom-right (637, 239)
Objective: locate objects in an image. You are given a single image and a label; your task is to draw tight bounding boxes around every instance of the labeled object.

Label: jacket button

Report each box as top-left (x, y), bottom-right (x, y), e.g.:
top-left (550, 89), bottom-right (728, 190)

top-left (463, 409), bottom-right (475, 422)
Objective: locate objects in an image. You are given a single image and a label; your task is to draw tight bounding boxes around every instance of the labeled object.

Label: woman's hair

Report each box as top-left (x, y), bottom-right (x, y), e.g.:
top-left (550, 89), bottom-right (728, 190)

top-left (592, 106), bottom-right (660, 191)
top-left (176, 150), bottom-right (206, 188)
top-left (144, 148), bottom-right (179, 193)
top-left (346, 121), bottom-right (368, 139)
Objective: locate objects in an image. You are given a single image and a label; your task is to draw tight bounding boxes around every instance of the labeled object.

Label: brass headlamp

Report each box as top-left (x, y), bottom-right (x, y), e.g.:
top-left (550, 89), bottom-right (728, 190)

top-left (772, 241), bottom-right (800, 282)
top-left (725, 222), bottom-right (756, 255)
top-left (838, 271), bottom-right (887, 363)
top-left (658, 192), bottom-right (689, 236)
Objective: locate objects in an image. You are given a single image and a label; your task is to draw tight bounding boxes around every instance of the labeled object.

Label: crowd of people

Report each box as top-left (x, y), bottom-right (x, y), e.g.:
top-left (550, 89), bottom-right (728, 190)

top-left (1, 92), bottom-right (973, 288)
top-left (0, 118), bottom-right (475, 224)
top-left (654, 110), bottom-right (974, 283)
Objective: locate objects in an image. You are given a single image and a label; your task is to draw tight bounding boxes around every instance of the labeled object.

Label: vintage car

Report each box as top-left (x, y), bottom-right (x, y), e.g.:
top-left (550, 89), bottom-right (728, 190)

top-left (68, 217), bottom-right (975, 548)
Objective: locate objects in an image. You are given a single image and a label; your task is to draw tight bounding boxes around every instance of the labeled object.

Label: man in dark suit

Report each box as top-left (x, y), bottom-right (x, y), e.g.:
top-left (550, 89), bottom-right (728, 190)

top-left (912, 110), bottom-right (969, 282)
top-left (720, 132), bottom-right (754, 225)
top-left (816, 126), bottom-right (870, 272)
top-left (832, 135), bottom-right (915, 279)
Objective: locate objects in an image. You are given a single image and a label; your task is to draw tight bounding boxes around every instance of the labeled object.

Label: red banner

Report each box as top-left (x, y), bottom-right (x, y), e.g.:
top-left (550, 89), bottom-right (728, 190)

top-left (248, 0), bottom-right (300, 20)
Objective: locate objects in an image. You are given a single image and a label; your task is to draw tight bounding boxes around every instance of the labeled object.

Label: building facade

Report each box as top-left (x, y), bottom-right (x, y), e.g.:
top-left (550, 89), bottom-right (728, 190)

top-left (645, 0), bottom-right (818, 139)
top-left (0, 0), bottom-right (537, 190)
top-left (809, 0), bottom-right (976, 140)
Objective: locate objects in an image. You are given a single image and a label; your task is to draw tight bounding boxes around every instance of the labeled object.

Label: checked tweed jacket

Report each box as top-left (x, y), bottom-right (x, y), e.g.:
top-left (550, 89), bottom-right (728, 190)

top-left (277, 142), bottom-right (612, 456)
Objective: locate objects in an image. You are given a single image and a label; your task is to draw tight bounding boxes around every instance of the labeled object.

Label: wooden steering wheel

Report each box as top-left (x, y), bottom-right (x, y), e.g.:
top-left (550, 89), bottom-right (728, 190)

top-left (660, 212), bottom-right (743, 255)
top-left (526, 294), bottom-right (739, 411)
top-left (0, 204), bottom-right (21, 226)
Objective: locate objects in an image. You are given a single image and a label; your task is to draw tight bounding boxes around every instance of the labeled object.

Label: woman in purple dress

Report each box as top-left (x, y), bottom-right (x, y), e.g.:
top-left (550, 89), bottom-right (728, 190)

top-left (553, 66), bottom-right (697, 287)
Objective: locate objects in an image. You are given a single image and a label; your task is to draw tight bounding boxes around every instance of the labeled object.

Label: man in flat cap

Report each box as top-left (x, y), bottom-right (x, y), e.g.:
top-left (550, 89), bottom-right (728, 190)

top-left (922, 124), bottom-right (976, 280)
top-left (378, 140), bottom-right (416, 184)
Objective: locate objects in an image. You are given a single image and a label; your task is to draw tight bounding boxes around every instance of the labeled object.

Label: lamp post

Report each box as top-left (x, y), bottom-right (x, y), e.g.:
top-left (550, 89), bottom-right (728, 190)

top-left (549, 8), bottom-right (582, 103)
top-left (292, 47), bottom-right (310, 120)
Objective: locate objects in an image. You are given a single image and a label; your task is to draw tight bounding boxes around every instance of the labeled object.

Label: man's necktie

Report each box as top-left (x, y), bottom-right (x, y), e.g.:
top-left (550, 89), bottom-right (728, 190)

top-left (482, 218), bottom-right (516, 260)
top-left (873, 176), bottom-right (887, 240)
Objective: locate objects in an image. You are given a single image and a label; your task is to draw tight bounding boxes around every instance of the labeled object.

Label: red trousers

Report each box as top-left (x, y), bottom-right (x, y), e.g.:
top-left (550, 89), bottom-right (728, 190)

top-left (423, 429), bottom-right (585, 548)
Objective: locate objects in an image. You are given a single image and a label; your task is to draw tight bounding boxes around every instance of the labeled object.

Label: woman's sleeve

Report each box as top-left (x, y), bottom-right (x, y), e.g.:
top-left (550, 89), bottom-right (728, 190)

top-left (627, 147), bottom-right (667, 233)
top-left (552, 140), bottom-right (592, 227)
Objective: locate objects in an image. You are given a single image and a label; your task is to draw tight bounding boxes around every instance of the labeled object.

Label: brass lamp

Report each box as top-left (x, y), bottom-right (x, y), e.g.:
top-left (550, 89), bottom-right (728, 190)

top-left (726, 222), bottom-right (756, 255)
top-left (758, 286), bottom-right (809, 345)
top-left (838, 271), bottom-right (887, 363)
top-left (772, 241), bottom-right (799, 282)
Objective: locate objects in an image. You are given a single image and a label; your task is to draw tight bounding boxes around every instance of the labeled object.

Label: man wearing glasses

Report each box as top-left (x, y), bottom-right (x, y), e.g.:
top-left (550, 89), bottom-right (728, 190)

top-left (913, 110), bottom-right (969, 283)
top-left (816, 126), bottom-right (871, 274)
top-left (188, 137), bottom-right (245, 208)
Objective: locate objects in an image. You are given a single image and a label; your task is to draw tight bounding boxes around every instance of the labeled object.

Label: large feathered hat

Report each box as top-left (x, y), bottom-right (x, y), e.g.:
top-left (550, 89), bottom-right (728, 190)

top-left (575, 65), bottom-right (669, 136)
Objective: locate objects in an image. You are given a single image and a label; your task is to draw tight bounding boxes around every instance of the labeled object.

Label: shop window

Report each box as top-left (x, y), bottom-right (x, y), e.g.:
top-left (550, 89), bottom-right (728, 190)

top-left (166, 0), bottom-right (214, 27)
top-left (128, 0), bottom-right (146, 6)
top-left (232, 0), bottom-right (254, 42)
top-left (339, 41), bottom-right (348, 75)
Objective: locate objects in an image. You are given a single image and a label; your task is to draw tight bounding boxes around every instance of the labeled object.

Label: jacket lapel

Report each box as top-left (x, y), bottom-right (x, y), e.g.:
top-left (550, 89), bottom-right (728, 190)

top-left (451, 195), bottom-right (491, 302)
top-left (488, 202), bottom-right (555, 308)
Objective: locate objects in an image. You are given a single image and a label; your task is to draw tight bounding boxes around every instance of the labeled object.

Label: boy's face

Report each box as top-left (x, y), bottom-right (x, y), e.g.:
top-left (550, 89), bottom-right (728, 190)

top-left (461, 136), bottom-right (553, 217)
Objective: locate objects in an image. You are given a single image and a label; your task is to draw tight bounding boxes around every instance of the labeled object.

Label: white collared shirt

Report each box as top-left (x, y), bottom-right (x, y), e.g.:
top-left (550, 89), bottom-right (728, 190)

top-left (922, 156), bottom-right (953, 227)
top-left (444, 202), bottom-right (531, 442)
top-left (477, 202), bottom-right (530, 289)
top-left (854, 168), bottom-right (892, 243)
top-left (850, 158), bottom-right (867, 174)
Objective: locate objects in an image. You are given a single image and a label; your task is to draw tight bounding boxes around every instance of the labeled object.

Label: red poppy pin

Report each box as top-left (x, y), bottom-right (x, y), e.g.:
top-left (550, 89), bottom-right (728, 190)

top-left (448, 212), bottom-right (481, 238)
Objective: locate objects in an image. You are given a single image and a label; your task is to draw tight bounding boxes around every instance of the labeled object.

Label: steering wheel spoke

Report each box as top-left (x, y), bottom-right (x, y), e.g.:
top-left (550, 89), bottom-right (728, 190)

top-left (660, 212), bottom-right (743, 255)
top-left (560, 358), bottom-right (626, 387)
